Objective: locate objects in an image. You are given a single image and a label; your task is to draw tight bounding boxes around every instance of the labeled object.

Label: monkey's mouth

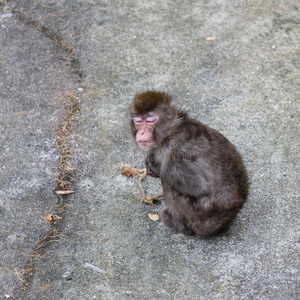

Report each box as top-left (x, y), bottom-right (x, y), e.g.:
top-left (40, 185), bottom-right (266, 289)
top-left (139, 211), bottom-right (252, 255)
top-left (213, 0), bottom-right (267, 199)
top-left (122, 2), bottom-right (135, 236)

top-left (138, 140), bottom-right (152, 148)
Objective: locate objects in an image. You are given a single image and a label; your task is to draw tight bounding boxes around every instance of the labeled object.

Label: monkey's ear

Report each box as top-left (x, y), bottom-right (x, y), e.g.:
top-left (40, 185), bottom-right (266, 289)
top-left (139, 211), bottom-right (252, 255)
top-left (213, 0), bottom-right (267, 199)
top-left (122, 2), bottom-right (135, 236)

top-left (169, 101), bottom-right (179, 114)
top-left (170, 102), bottom-right (177, 109)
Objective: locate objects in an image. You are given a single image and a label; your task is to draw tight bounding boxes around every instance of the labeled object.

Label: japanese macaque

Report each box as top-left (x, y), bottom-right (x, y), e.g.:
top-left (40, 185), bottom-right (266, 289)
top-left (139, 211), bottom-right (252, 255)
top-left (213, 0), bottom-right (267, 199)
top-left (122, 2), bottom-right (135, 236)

top-left (129, 91), bottom-right (249, 236)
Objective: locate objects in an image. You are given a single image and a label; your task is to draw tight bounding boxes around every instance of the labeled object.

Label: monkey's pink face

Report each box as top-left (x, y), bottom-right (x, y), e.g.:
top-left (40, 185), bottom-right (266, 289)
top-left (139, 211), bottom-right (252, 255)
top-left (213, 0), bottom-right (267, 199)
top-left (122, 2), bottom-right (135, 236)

top-left (133, 114), bottom-right (158, 150)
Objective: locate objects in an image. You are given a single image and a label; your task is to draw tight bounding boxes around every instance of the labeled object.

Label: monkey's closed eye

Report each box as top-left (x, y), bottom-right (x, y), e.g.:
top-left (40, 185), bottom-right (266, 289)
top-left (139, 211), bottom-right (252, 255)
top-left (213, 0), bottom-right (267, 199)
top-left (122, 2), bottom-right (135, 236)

top-left (133, 117), bottom-right (143, 124)
top-left (145, 116), bottom-right (157, 123)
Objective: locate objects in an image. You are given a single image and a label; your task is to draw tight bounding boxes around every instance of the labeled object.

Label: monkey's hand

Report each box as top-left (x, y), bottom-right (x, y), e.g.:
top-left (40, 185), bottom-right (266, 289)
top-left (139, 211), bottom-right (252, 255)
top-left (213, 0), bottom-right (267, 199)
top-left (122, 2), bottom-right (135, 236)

top-left (145, 159), bottom-right (160, 178)
top-left (147, 169), bottom-right (159, 178)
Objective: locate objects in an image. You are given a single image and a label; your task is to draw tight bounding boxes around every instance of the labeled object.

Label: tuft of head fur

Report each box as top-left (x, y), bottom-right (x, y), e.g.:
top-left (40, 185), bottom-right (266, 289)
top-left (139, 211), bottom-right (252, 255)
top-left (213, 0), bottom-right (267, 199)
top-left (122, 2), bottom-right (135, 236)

top-left (133, 91), bottom-right (172, 115)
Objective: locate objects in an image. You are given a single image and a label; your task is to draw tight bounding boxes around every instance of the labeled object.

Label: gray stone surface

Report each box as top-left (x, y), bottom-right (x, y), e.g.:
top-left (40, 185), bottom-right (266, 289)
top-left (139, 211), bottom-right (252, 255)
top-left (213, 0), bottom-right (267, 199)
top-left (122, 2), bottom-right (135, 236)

top-left (0, 0), bottom-right (299, 299)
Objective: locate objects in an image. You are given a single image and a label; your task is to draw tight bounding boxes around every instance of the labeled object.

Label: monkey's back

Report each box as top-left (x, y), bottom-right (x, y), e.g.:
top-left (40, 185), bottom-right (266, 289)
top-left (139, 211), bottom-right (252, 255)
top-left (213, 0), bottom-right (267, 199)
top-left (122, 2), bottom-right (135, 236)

top-left (158, 115), bottom-right (249, 236)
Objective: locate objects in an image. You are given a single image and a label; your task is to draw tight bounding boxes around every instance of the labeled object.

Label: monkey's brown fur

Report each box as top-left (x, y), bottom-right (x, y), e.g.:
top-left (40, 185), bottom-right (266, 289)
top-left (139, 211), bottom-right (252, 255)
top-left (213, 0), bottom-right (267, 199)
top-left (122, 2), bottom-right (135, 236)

top-left (129, 91), bottom-right (249, 236)
top-left (133, 91), bottom-right (172, 115)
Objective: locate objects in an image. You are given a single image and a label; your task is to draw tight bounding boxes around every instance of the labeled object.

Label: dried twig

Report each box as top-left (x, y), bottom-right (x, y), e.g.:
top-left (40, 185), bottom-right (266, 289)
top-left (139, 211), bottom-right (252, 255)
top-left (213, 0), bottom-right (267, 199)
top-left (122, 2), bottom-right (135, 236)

top-left (121, 162), bottom-right (163, 204)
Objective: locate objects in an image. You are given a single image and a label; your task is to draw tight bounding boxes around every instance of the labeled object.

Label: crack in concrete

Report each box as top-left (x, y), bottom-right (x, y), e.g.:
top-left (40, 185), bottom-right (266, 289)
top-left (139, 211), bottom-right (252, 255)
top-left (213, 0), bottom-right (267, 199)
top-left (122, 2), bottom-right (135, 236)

top-left (3, 5), bottom-right (83, 299)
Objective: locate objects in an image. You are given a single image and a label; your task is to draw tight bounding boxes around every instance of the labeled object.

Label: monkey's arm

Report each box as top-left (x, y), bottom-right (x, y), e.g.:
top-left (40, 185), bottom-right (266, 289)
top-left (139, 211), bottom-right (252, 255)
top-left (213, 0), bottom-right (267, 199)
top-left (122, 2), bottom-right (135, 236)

top-left (145, 157), bottom-right (160, 178)
top-left (161, 156), bottom-right (212, 198)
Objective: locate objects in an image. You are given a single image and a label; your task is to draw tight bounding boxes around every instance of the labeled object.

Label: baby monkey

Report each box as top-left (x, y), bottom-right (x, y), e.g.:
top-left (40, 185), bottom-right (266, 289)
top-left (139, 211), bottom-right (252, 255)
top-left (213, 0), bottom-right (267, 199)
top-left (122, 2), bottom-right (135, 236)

top-left (129, 91), bottom-right (249, 236)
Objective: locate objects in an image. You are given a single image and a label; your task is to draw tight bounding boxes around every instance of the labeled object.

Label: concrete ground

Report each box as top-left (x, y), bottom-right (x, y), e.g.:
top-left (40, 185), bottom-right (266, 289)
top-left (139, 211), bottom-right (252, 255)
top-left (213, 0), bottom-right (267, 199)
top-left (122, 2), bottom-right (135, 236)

top-left (0, 0), bottom-right (299, 299)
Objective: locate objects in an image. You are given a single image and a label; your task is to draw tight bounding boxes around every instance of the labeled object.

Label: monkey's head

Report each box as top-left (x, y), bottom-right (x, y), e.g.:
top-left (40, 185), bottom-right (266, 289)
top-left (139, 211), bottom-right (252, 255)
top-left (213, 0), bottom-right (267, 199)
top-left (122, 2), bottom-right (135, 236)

top-left (129, 91), bottom-right (177, 150)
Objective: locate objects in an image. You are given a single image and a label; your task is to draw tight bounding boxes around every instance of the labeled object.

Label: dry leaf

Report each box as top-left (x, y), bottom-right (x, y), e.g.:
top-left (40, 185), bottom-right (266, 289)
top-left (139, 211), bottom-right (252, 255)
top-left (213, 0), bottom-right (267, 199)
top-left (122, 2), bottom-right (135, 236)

top-left (148, 213), bottom-right (160, 221)
top-left (55, 190), bottom-right (74, 195)
top-left (46, 214), bottom-right (55, 222)
top-left (206, 36), bottom-right (216, 41)
top-left (46, 214), bottom-right (62, 222)
top-left (121, 169), bottom-right (132, 177)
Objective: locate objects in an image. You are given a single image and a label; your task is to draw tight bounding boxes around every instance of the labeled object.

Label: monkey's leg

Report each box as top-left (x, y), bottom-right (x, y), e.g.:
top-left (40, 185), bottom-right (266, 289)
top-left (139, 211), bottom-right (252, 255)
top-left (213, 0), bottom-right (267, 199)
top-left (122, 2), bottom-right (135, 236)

top-left (160, 202), bottom-right (194, 235)
top-left (160, 203), bottom-right (174, 227)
